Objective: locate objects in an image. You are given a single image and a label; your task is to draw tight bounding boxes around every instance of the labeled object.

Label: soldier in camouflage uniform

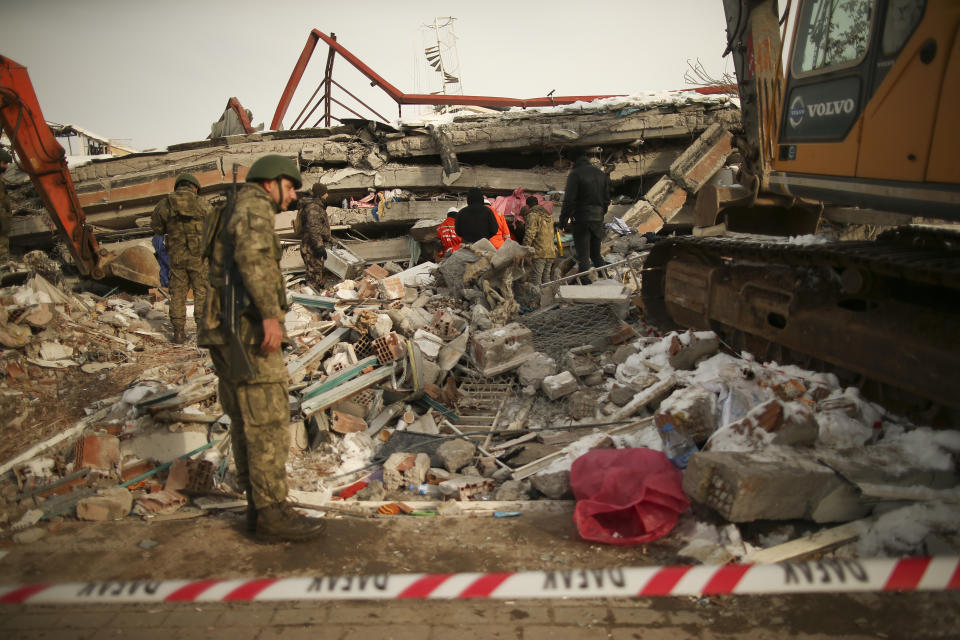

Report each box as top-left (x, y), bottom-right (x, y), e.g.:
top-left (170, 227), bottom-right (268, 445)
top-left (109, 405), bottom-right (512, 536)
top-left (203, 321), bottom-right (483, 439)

top-left (151, 174), bottom-right (211, 343)
top-left (198, 154), bottom-right (324, 542)
top-left (0, 149), bottom-right (13, 263)
top-left (297, 182), bottom-right (332, 291)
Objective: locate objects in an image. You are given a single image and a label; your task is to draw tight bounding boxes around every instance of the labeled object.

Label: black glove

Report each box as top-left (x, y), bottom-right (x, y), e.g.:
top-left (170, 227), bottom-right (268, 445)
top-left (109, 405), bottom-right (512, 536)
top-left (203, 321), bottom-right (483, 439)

top-left (317, 246), bottom-right (327, 260)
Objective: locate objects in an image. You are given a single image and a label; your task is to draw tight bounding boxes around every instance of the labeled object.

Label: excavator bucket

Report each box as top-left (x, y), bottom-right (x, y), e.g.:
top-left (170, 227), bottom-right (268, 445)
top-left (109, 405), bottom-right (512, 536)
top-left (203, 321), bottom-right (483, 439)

top-left (99, 245), bottom-right (162, 289)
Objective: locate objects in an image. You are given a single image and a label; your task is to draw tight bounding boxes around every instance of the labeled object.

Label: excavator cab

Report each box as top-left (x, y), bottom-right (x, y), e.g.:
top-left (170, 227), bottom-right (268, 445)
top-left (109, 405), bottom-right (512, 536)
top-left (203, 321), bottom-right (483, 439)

top-left (772, 0), bottom-right (960, 217)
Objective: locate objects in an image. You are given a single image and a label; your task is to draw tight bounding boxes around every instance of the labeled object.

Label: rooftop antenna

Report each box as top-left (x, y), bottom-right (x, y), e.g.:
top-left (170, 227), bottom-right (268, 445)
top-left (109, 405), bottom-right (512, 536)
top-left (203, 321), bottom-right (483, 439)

top-left (422, 17), bottom-right (463, 112)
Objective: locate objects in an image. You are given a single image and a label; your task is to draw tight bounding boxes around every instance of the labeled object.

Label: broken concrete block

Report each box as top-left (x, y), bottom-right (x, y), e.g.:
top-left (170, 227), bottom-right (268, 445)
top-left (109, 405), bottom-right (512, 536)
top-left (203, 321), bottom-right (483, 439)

top-left (494, 479), bottom-right (532, 501)
top-left (645, 175), bottom-right (688, 222)
top-left (331, 410), bottom-right (368, 434)
top-left (542, 371), bottom-right (578, 400)
top-left (668, 333), bottom-right (720, 370)
top-left (75, 434), bottom-right (120, 471)
top-left (563, 351), bottom-right (599, 379)
top-left (657, 386), bottom-right (720, 445)
top-left (557, 284), bottom-right (629, 305)
top-left (621, 199), bottom-right (664, 235)
top-left (682, 445), bottom-right (950, 523)
top-left (379, 276), bottom-right (404, 300)
top-left (325, 246), bottom-right (365, 280)
top-left (470, 323), bottom-right (535, 377)
top-left (568, 390), bottom-right (599, 420)
top-left (531, 470), bottom-right (572, 499)
top-left (669, 122), bottom-right (734, 193)
top-left (382, 452), bottom-right (430, 490)
top-left (77, 488), bottom-right (133, 521)
top-left (407, 412), bottom-right (439, 435)
top-left (430, 309), bottom-right (468, 340)
top-left (370, 314), bottom-right (394, 338)
top-left (413, 328), bottom-right (443, 360)
top-left (611, 343), bottom-right (640, 365)
top-left (365, 264), bottom-right (390, 280)
top-left (438, 476), bottom-right (495, 500)
top-left (437, 439), bottom-right (477, 472)
top-left (609, 384), bottom-right (638, 407)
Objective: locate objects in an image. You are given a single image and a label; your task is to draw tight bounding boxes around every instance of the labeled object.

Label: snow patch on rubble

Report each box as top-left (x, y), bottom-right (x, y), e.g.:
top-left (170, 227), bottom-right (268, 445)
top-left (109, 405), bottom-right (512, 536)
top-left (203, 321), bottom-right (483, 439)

top-left (881, 427), bottom-right (960, 471)
top-left (855, 502), bottom-right (960, 557)
top-left (786, 234), bottom-right (832, 245)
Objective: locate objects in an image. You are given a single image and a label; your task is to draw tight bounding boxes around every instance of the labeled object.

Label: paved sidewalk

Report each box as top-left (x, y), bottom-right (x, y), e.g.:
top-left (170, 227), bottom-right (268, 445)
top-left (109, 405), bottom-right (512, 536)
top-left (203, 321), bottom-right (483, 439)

top-left (4, 591), bottom-right (960, 639)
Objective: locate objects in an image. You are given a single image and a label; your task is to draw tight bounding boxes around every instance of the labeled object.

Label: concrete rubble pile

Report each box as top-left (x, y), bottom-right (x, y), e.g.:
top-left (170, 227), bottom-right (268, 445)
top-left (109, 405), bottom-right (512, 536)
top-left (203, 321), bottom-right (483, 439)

top-left (6, 92), bottom-right (740, 263)
top-left (2, 236), bottom-right (959, 565)
top-left (2, 91), bottom-right (958, 564)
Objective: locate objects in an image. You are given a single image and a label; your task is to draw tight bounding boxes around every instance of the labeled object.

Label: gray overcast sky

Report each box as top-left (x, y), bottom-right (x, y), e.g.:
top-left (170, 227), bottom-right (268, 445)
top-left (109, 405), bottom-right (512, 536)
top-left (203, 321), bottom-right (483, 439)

top-left (1, 0), bottom-right (732, 151)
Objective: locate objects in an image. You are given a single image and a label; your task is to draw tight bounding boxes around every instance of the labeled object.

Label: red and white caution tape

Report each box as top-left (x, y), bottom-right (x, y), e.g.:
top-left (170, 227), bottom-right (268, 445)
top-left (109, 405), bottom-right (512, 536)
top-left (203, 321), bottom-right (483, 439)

top-left (2, 557), bottom-right (958, 605)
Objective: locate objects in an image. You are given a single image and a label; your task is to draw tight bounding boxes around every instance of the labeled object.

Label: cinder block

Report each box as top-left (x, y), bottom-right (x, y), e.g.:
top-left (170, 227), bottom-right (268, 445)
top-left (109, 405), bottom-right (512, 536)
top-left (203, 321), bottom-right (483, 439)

top-left (645, 176), bottom-right (688, 222)
top-left (372, 332), bottom-right (406, 364)
top-left (542, 371), bottom-right (578, 400)
top-left (669, 123), bottom-right (734, 193)
top-left (621, 199), bottom-right (664, 234)
top-left (470, 323), bottom-right (535, 377)
top-left (378, 276), bottom-right (404, 300)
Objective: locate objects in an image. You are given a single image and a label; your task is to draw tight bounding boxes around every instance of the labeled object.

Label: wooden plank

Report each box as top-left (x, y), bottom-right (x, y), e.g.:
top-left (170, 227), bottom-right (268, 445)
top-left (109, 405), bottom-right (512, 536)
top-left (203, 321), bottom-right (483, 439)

top-left (745, 520), bottom-right (866, 564)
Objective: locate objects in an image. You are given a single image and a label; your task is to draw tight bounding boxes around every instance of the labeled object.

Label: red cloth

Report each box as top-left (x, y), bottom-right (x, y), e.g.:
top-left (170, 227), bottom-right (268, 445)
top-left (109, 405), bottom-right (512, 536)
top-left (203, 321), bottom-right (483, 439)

top-left (570, 448), bottom-right (689, 546)
top-left (436, 217), bottom-right (461, 258)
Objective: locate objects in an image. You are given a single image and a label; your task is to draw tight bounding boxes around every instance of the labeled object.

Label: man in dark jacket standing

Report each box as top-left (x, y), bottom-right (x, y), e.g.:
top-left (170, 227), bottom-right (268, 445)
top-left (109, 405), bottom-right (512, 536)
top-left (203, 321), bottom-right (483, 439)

top-left (560, 148), bottom-right (610, 279)
top-left (455, 187), bottom-right (498, 244)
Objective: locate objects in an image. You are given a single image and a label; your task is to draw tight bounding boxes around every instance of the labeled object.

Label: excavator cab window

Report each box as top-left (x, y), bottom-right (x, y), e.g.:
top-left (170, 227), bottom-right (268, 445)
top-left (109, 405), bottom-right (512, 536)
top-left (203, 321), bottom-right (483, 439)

top-left (792, 0), bottom-right (874, 75)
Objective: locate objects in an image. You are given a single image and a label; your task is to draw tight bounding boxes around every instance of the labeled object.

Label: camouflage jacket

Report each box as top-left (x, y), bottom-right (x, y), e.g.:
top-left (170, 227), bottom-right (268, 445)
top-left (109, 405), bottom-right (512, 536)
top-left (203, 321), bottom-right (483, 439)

top-left (523, 205), bottom-right (557, 259)
top-left (298, 197), bottom-right (332, 250)
top-left (151, 185), bottom-right (212, 265)
top-left (197, 183), bottom-right (289, 348)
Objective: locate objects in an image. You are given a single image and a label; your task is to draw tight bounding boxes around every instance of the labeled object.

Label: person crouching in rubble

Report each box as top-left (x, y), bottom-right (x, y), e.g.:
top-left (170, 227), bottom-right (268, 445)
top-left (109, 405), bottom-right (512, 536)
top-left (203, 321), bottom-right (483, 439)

top-left (522, 196), bottom-right (557, 286)
top-left (296, 182), bottom-right (332, 292)
top-left (436, 206), bottom-right (461, 259)
top-left (151, 173), bottom-right (212, 343)
top-left (455, 187), bottom-right (498, 244)
top-left (486, 197), bottom-right (511, 249)
top-left (0, 148), bottom-right (13, 264)
top-left (198, 154), bottom-right (325, 542)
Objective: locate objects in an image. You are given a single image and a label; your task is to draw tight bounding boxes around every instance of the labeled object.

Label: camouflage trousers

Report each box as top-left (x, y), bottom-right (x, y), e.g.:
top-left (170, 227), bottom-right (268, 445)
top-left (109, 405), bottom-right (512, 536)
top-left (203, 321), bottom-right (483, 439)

top-left (169, 259), bottom-right (207, 331)
top-left (530, 258), bottom-right (552, 286)
top-left (210, 346), bottom-right (290, 510)
top-left (300, 243), bottom-right (325, 292)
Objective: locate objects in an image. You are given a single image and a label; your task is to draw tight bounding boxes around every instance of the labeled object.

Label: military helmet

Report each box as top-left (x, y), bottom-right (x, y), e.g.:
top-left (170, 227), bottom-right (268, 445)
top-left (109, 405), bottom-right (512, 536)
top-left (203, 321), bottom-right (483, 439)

top-left (174, 173), bottom-right (200, 190)
top-left (246, 155), bottom-right (302, 189)
top-left (0, 148), bottom-right (12, 164)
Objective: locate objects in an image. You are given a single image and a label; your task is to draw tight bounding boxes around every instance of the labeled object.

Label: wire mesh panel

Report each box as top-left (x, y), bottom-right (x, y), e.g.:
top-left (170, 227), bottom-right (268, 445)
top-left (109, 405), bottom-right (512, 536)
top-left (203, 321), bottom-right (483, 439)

top-left (518, 303), bottom-right (622, 361)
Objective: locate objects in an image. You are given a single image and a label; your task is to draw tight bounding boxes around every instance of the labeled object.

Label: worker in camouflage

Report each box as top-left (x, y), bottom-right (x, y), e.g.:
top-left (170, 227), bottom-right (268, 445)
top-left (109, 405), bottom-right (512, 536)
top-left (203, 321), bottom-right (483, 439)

top-left (198, 154), bottom-right (325, 542)
top-left (297, 182), bottom-right (332, 291)
top-left (151, 173), bottom-right (212, 343)
top-left (0, 148), bottom-right (13, 263)
top-left (522, 196), bottom-right (558, 286)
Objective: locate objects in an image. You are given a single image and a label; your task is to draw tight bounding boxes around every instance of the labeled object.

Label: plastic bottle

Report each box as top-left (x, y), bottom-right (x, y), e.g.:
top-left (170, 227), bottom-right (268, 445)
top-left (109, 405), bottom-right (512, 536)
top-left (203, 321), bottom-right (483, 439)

top-left (659, 423), bottom-right (698, 469)
top-left (409, 483), bottom-right (442, 497)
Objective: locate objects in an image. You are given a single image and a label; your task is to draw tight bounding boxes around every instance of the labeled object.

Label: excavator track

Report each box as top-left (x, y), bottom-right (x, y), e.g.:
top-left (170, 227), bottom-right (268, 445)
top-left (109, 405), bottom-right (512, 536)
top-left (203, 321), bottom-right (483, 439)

top-left (641, 227), bottom-right (960, 414)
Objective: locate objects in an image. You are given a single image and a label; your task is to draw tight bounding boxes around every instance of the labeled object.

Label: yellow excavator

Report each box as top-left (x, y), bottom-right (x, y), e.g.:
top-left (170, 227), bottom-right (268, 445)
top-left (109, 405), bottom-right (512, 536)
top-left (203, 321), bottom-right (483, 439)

top-left (643, 0), bottom-right (959, 413)
top-left (0, 55), bottom-right (159, 288)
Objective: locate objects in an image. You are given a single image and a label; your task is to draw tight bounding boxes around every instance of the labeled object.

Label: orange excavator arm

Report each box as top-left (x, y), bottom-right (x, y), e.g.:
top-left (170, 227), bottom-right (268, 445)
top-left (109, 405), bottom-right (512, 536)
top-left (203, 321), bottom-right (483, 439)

top-left (0, 54), bottom-right (106, 278)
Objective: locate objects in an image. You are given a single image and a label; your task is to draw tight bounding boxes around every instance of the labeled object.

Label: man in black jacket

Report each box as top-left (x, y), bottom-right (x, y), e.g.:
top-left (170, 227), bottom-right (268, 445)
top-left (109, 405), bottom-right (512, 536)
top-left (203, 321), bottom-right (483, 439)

top-left (560, 148), bottom-right (611, 280)
top-left (455, 187), bottom-right (498, 244)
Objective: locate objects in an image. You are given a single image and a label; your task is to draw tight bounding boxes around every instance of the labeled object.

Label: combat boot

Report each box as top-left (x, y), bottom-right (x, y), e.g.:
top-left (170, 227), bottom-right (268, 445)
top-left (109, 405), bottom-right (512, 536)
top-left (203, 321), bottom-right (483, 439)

top-left (246, 493), bottom-right (258, 533)
top-left (256, 503), bottom-right (326, 542)
top-left (172, 326), bottom-right (186, 344)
